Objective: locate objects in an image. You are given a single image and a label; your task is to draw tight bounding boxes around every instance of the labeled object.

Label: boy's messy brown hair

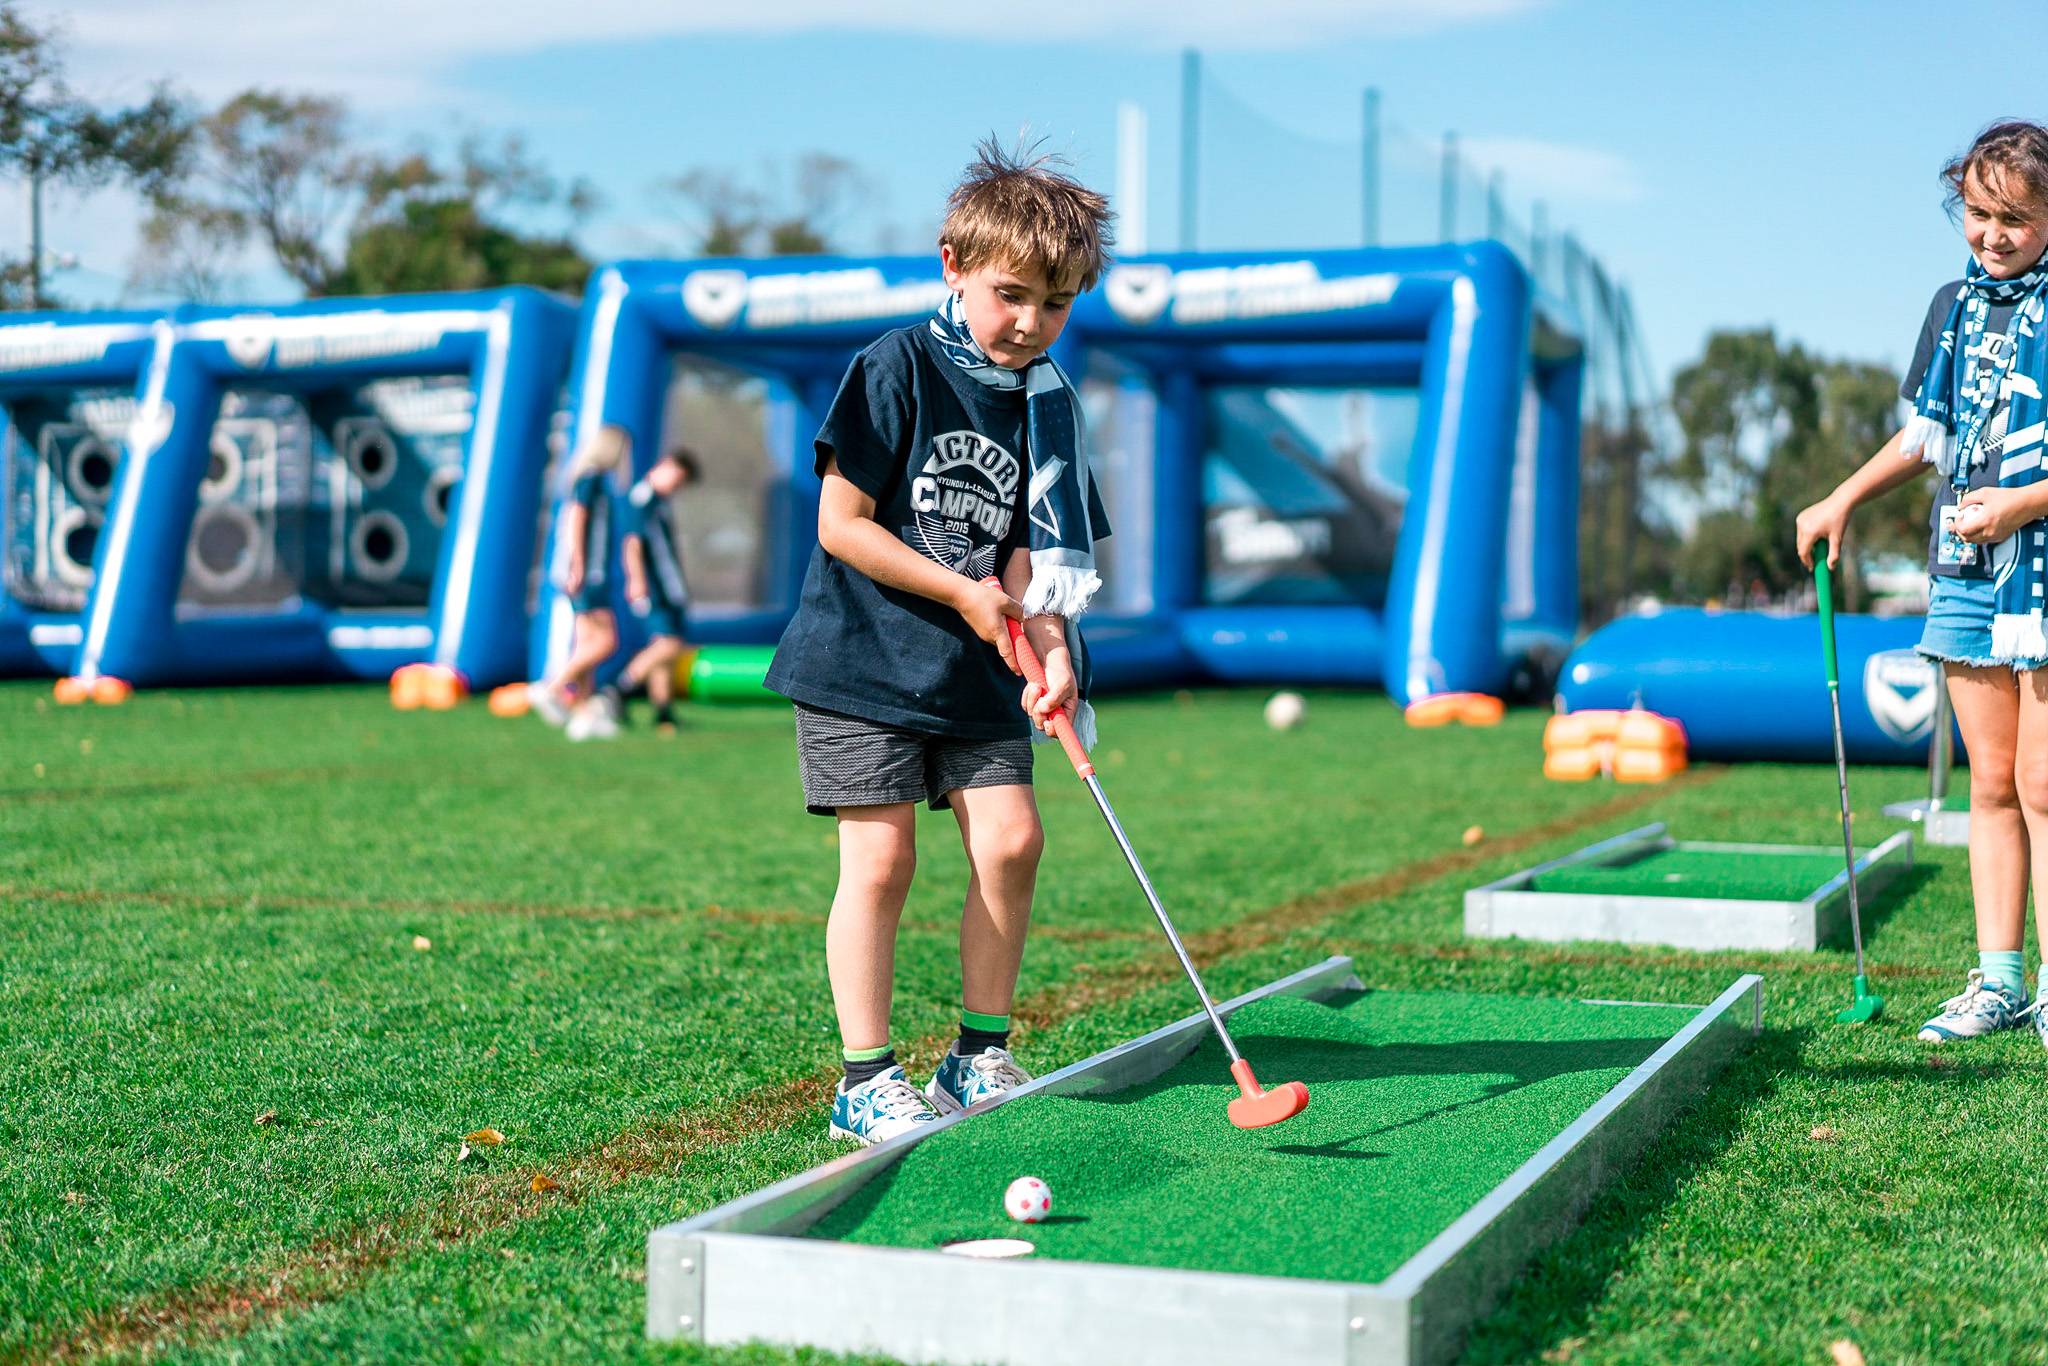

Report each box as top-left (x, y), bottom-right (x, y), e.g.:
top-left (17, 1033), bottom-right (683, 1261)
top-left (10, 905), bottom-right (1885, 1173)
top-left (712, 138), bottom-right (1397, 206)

top-left (1944, 120), bottom-right (2048, 222)
top-left (940, 137), bottom-right (1114, 292)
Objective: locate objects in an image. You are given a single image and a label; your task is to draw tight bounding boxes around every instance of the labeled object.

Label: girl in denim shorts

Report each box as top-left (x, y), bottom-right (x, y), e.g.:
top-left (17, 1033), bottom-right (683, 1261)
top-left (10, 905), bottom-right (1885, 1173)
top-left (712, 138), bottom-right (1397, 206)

top-left (1798, 121), bottom-right (2048, 1045)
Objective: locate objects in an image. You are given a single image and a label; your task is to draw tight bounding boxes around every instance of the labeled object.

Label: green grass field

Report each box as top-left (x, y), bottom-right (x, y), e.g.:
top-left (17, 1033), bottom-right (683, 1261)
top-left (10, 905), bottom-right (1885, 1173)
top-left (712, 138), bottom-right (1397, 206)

top-left (1, 681), bottom-right (2039, 1365)
top-left (1528, 845), bottom-right (1853, 901)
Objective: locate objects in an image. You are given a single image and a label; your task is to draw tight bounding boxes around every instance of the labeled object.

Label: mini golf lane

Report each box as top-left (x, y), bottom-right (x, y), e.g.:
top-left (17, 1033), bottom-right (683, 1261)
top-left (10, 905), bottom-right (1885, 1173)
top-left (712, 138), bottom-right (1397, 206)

top-left (1528, 845), bottom-right (1848, 902)
top-left (648, 957), bottom-right (1763, 1366)
top-left (1465, 822), bottom-right (1915, 952)
top-left (809, 989), bottom-right (1696, 1284)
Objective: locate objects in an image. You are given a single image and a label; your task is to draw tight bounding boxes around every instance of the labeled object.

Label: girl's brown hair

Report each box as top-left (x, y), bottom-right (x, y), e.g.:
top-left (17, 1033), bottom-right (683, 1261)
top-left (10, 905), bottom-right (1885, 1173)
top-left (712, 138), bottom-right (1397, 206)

top-left (940, 138), bottom-right (1115, 292)
top-left (1944, 120), bottom-right (2048, 221)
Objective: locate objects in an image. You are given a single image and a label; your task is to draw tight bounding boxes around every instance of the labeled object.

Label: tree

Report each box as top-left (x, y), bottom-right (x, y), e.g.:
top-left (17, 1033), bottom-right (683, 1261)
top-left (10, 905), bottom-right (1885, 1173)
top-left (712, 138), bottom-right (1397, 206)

top-left (0, 3), bottom-right (191, 308)
top-left (135, 93), bottom-right (596, 299)
top-left (1667, 329), bottom-right (1911, 607)
top-left (659, 152), bottom-right (874, 258)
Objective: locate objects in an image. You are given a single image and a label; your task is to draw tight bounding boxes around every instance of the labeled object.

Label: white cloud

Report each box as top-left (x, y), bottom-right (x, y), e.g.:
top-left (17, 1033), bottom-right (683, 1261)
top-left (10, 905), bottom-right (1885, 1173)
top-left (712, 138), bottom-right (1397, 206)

top-left (1454, 135), bottom-right (1645, 207)
top-left (44, 0), bottom-right (1542, 109)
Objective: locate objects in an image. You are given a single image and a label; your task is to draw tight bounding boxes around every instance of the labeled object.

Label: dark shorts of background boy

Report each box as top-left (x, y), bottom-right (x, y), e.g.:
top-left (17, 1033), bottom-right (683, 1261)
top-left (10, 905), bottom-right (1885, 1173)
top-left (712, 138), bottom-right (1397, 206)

top-left (629, 590), bottom-right (687, 642)
top-left (793, 702), bottom-right (1033, 817)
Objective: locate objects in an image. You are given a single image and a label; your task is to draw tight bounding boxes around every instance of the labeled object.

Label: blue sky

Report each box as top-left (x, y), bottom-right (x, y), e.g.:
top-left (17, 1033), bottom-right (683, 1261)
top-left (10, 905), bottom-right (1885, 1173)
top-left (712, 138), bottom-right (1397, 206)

top-left (28, 0), bottom-right (2026, 388)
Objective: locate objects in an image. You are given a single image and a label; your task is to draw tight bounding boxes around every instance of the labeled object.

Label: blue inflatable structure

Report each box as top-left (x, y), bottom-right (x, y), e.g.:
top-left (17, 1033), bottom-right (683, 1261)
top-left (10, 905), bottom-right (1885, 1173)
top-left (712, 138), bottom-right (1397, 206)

top-left (538, 245), bottom-right (1583, 703)
top-left (64, 289), bottom-right (575, 689)
top-left (0, 311), bottom-right (162, 675)
top-left (1559, 608), bottom-right (1948, 763)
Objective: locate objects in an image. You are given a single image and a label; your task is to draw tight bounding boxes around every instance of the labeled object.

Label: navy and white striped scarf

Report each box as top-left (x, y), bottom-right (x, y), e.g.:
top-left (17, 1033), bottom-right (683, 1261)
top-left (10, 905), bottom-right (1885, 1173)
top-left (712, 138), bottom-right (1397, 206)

top-left (1904, 256), bottom-right (2048, 659)
top-left (929, 291), bottom-right (1101, 742)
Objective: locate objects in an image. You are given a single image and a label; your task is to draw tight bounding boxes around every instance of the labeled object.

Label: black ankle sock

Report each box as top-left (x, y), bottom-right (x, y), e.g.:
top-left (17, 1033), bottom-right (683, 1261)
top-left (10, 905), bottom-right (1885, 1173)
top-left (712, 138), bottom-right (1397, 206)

top-left (955, 1024), bottom-right (1010, 1057)
top-left (653, 702), bottom-right (676, 727)
top-left (841, 1049), bottom-right (897, 1089)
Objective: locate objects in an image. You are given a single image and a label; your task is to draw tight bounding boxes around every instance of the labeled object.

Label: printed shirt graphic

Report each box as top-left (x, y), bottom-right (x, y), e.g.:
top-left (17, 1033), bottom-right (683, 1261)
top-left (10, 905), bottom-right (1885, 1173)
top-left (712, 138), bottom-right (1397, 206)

top-left (624, 477), bottom-right (688, 606)
top-left (764, 324), bottom-right (1108, 738)
top-left (904, 429), bottom-right (1018, 581)
top-left (1908, 282), bottom-right (2019, 577)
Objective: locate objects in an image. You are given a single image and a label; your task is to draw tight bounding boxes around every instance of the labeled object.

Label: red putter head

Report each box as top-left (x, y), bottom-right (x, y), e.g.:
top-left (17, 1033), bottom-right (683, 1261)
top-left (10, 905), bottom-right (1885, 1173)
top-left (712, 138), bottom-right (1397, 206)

top-left (1226, 1058), bottom-right (1310, 1129)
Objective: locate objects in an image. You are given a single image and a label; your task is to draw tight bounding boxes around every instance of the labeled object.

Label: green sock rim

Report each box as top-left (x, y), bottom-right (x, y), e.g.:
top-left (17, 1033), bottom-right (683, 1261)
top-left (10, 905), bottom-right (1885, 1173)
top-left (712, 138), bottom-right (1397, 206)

top-left (841, 1043), bottom-right (893, 1064)
top-left (959, 1009), bottom-right (1010, 1033)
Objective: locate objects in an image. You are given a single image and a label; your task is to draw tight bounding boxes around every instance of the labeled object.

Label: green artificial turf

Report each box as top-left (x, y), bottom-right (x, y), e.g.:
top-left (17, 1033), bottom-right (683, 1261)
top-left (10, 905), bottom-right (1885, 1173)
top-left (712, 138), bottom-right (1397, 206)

top-left (1528, 846), bottom-right (1853, 901)
top-left (807, 988), bottom-right (1696, 1283)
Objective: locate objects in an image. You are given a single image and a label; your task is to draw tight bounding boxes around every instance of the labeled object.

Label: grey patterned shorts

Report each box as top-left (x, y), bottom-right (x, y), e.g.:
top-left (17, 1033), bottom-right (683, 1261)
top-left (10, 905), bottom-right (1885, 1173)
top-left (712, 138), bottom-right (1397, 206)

top-left (792, 703), bottom-right (1034, 816)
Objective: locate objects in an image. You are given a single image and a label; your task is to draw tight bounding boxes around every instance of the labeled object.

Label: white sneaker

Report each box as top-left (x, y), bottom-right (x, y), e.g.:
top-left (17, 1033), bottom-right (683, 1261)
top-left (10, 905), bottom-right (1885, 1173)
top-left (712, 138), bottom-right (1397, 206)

top-left (565, 696), bottom-right (620, 741)
top-left (925, 1045), bottom-right (1033, 1115)
top-left (526, 682), bottom-right (571, 728)
top-left (1917, 969), bottom-right (2025, 1042)
top-left (2022, 989), bottom-right (2048, 1053)
top-left (828, 1066), bottom-right (941, 1145)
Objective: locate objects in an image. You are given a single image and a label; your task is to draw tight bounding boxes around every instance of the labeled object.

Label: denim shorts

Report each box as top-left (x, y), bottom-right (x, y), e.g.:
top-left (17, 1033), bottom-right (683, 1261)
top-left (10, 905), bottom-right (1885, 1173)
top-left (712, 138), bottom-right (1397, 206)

top-left (1918, 574), bottom-right (2048, 672)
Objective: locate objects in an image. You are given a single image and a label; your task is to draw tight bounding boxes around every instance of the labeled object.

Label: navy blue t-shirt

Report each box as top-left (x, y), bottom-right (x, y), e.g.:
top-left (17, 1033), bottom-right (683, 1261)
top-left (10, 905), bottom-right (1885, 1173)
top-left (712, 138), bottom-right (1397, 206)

top-left (765, 324), bottom-right (1110, 739)
top-left (553, 468), bottom-right (613, 593)
top-left (622, 476), bottom-right (688, 608)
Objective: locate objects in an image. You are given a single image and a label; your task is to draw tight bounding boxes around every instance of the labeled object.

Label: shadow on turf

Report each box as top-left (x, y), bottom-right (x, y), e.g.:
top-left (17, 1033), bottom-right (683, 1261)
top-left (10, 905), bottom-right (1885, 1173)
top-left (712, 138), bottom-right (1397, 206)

top-left (1085, 1030), bottom-right (1678, 1166)
top-left (1453, 1024), bottom-right (1810, 1366)
top-left (1848, 862), bottom-right (1937, 949)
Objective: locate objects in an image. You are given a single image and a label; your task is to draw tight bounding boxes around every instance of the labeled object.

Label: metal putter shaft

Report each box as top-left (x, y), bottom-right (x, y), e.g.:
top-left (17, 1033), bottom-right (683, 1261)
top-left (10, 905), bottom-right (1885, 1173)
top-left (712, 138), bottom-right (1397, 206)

top-left (994, 602), bottom-right (1309, 1128)
top-left (1815, 556), bottom-right (1885, 1024)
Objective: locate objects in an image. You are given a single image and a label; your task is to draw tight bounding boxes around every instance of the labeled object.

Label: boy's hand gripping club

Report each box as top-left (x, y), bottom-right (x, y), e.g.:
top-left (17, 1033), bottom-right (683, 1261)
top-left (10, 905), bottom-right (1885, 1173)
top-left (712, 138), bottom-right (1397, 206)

top-left (988, 580), bottom-right (1309, 1129)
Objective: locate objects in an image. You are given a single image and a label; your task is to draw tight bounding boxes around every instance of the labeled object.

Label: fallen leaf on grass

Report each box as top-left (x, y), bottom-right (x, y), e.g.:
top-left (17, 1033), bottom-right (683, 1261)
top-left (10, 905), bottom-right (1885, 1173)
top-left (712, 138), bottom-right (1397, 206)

top-left (254, 1109), bottom-right (278, 1127)
top-left (1541, 1337), bottom-right (1587, 1363)
top-left (457, 1143), bottom-right (476, 1164)
top-left (61, 1191), bottom-right (86, 1206)
top-left (1831, 1341), bottom-right (1867, 1366)
top-left (531, 1174), bottom-right (560, 1194)
top-left (78, 738), bottom-right (93, 755)
top-left (1928, 1053), bottom-right (1954, 1070)
top-left (500, 1248), bottom-right (517, 1260)
top-left (465, 1128), bottom-right (506, 1146)
top-left (412, 935), bottom-right (432, 951)
top-left (1808, 1124), bottom-right (1838, 1142)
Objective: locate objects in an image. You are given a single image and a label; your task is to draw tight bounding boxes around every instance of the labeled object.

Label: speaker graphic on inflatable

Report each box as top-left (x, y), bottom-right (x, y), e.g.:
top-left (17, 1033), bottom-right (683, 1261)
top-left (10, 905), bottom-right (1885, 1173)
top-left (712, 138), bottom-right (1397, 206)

top-left (2, 391), bottom-right (131, 613)
top-left (180, 393), bottom-right (289, 608)
top-left (308, 378), bottom-right (471, 607)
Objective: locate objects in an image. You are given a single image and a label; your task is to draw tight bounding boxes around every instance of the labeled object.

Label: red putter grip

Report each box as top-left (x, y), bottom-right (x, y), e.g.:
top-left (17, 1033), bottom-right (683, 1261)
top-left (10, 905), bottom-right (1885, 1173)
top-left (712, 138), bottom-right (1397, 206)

top-left (984, 581), bottom-right (1094, 779)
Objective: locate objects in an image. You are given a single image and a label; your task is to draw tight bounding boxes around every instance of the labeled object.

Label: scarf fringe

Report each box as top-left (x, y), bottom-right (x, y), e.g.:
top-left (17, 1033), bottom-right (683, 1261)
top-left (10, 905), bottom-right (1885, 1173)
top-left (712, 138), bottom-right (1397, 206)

top-left (1021, 560), bottom-right (1101, 619)
top-left (1901, 413), bottom-right (1955, 475)
top-left (1993, 611), bottom-right (2048, 662)
top-left (1035, 697), bottom-right (1099, 752)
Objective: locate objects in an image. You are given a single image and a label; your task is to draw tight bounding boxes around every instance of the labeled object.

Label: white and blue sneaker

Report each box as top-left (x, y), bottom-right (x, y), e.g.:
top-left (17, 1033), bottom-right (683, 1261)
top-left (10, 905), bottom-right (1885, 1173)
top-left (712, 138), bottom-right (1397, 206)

top-left (925, 1046), bottom-right (1032, 1115)
top-left (828, 1066), bottom-right (940, 1146)
top-left (526, 682), bottom-right (571, 728)
top-left (2022, 990), bottom-right (2048, 1053)
top-left (1917, 969), bottom-right (2026, 1042)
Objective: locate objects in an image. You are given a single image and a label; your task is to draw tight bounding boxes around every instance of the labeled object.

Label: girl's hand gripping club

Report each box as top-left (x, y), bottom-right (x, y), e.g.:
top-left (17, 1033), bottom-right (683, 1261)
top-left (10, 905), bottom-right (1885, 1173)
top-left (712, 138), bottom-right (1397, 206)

top-left (987, 580), bottom-right (1308, 1129)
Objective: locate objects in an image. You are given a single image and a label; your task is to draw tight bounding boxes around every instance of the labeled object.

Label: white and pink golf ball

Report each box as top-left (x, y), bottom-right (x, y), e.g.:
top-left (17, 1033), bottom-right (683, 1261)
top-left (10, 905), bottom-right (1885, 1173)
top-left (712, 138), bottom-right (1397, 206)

top-left (1003, 1176), bottom-right (1053, 1224)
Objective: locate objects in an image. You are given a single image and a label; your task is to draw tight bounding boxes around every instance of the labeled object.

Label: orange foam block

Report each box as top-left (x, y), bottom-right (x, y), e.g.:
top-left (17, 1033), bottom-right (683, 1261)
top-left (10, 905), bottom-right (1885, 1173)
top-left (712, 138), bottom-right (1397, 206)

top-left (91, 676), bottom-right (132, 705)
top-left (53, 676), bottom-right (90, 705)
top-left (487, 683), bottom-right (531, 718)
top-left (1405, 692), bottom-right (1506, 728)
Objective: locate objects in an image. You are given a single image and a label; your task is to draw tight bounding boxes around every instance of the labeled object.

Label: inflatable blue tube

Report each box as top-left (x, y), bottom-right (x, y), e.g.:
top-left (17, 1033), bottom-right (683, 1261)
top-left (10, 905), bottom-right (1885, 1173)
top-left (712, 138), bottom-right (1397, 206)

top-left (0, 310), bottom-right (163, 676)
top-left (540, 246), bottom-right (1577, 700)
top-left (76, 290), bottom-right (575, 688)
top-left (1559, 608), bottom-right (1944, 763)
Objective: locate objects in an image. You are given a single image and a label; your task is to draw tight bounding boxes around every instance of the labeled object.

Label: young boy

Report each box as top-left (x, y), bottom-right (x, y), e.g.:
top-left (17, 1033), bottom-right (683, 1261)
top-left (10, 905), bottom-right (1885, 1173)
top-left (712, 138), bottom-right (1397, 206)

top-left (531, 425), bottom-right (624, 734)
top-left (603, 445), bottom-right (699, 735)
top-left (765, 142), bottom-right (1114, 1145)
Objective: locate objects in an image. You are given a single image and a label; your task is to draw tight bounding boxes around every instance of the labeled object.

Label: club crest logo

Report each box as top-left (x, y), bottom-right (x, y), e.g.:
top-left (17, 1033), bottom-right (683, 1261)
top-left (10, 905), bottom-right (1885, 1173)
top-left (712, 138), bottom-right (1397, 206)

top-left (1863, 648), bottom-right (1939, 744)
top-left (1105, 264), bottom-right (1173, 326)
top-left (681, 270), bottom-right (748, 329)
top-left (221, 317), bottom-right (274, 369)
